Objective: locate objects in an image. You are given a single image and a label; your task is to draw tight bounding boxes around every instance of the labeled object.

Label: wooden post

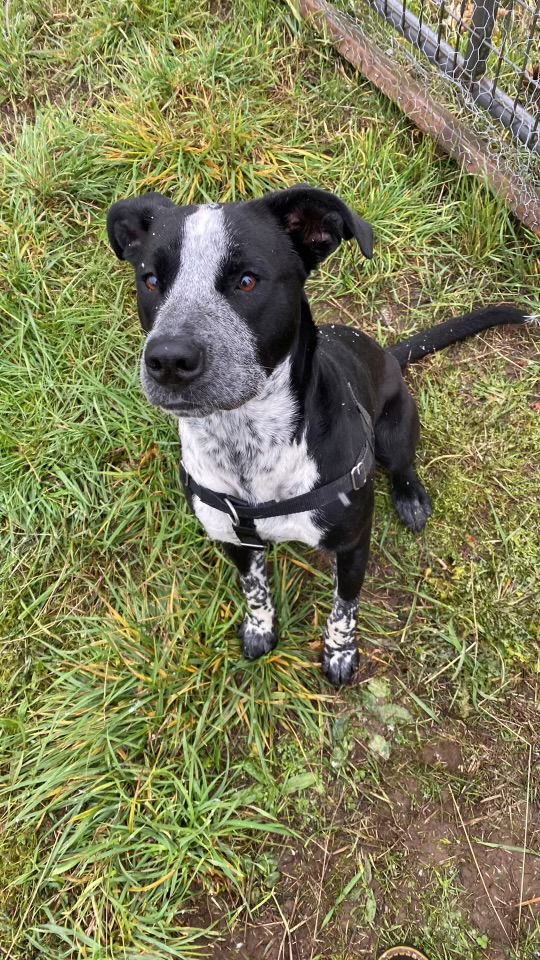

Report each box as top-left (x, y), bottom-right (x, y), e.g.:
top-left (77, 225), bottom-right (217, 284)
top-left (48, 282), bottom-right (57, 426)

top-left (294, 0), bottom-right (540, 237)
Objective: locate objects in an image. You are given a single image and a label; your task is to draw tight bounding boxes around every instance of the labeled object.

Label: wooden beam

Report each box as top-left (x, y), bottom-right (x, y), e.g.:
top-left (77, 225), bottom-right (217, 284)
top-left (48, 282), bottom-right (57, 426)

top-left (294, 0), bottom-right (540, 237)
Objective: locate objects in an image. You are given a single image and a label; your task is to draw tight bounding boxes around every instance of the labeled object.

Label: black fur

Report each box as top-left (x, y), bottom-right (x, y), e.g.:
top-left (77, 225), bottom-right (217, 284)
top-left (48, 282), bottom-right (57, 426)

top-left (389, 304), bottom-right (530, 366)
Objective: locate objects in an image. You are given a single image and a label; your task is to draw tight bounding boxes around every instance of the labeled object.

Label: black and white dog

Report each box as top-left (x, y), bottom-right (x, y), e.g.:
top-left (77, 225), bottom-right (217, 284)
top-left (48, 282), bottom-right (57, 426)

top-left (107, 185), bottom-right (533, 686)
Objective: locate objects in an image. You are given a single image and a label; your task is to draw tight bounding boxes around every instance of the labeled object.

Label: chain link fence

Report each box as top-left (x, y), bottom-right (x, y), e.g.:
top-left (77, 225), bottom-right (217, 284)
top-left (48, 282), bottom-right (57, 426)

top-left (294, 0), bottom-right (540, 234)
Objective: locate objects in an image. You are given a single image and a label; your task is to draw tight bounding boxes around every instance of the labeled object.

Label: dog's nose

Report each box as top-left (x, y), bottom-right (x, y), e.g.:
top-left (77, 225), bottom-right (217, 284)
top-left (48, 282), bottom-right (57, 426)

top-left (144, 336), bottom-right (205, 386)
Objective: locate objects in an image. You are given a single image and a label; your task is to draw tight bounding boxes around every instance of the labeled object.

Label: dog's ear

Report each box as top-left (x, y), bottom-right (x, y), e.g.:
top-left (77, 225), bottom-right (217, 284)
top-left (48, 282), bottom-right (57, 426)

top-left (107, 192), bottom-right (175, 262)
top-left (259, 185), bottom-right (373, 271)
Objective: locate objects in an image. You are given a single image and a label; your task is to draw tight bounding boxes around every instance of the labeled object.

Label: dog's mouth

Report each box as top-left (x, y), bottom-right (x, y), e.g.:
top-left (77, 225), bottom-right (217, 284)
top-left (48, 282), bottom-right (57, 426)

top-left (158, 392), bottom-right (259, 418)
top-left (159, 398), bottom-right (198, 413)
top-left (157, 396), bottom-right (212, 418)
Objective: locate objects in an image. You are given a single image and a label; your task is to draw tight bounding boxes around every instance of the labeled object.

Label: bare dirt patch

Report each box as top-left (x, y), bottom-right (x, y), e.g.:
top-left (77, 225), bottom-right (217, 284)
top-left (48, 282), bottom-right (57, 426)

top-left (202, 699), bottom-right (540, 959)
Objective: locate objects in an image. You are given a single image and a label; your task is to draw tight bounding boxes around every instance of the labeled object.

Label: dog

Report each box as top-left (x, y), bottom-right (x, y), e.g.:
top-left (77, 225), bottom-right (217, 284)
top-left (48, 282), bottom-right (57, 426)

top-left (107, 185), bottom-right (533, 686)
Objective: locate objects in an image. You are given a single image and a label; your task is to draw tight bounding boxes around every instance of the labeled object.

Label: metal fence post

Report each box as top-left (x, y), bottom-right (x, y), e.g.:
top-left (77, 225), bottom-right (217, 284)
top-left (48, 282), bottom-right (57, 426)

top-left (368, 0), bottom-right (540, 154)
top-left (463, 0), bottom-right (500, 79)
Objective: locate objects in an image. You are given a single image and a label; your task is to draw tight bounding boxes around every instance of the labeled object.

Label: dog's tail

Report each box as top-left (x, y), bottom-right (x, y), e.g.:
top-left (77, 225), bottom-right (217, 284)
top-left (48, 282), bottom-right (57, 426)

top-left (387, 304), bottom-right (536, 368)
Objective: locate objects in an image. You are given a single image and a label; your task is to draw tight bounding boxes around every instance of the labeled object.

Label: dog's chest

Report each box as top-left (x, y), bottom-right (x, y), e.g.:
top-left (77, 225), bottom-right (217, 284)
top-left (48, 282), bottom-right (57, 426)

top-left (178, 370), bottom-right (323, 547)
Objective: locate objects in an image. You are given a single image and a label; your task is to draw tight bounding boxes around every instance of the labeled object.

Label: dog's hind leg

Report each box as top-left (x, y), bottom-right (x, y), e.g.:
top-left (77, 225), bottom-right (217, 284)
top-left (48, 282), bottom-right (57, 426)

top-left (375, 383), bottom-right (432, 533)
top-left (223, 544), bottom-right (277, 660)
top-left (322, 532), bottom-right (371, 687)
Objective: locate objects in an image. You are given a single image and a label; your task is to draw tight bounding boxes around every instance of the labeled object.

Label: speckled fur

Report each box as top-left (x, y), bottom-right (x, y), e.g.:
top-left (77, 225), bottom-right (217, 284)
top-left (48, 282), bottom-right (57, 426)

top-left (322, 589), bottom-right (359, 686)
top-left (140, 205), bottom-right (267, 416)
top-left (179, 358), bottom-right (322, 547)
top-left (238, 552), bottom-right (277, 659)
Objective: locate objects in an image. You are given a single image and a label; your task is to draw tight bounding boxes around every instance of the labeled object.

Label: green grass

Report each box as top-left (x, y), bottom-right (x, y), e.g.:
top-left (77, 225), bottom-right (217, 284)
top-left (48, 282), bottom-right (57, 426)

top-left (1, 1), bottom-right (539, 958)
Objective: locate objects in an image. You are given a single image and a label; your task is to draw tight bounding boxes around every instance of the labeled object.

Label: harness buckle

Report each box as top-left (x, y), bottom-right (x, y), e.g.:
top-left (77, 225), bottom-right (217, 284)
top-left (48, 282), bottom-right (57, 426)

top-left (351, 450), bottom-right (368, 491)
top-left (224, 498), bottom-right (266, 550)
top-left (223, 497), bottom-right (240, 526)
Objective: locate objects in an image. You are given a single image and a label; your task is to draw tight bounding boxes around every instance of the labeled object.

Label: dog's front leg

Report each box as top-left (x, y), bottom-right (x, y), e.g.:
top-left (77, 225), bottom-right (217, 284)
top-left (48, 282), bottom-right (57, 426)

top-left (223, 544), bottom-right (277, 660)
top-left (322, 537), bottom-right (371, 687)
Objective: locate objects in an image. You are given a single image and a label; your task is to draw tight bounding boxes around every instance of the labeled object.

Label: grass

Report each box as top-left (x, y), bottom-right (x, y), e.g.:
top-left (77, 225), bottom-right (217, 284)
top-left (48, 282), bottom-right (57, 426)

top-left (1, 1), bottom-right (539, 958)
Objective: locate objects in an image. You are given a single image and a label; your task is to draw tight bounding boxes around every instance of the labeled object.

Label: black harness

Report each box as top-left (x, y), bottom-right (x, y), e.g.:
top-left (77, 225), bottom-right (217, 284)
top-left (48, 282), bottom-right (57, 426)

top-left (179, 384), bottom-right (374, 550)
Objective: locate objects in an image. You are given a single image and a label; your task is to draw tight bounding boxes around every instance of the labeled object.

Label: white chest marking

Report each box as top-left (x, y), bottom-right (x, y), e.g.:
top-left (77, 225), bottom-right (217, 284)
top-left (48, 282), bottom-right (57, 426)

top-left (179, 359), bottom-right (323, 547)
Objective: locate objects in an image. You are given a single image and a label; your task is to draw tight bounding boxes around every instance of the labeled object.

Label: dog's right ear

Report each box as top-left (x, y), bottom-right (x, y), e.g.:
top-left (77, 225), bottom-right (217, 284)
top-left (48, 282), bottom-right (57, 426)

top-left (106, 193), bottom-right (174, 262)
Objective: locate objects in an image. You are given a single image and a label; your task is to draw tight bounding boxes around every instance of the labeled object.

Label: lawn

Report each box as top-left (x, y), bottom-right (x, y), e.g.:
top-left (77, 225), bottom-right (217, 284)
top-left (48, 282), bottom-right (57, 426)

top-left (0, 2), bottom-right (539, 958)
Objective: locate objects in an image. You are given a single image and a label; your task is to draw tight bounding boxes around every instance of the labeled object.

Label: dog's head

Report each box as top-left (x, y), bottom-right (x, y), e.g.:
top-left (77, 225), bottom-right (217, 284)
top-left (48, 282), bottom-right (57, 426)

top-left (107, 185), bottom-right (373, 417)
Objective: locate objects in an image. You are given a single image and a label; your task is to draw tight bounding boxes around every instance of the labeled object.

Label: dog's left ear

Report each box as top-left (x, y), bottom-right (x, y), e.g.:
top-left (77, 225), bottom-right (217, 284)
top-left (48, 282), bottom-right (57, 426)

top-left (259, 185), bottom-right (373, 271)
top-left (107, 192), bottom-right (175, 262)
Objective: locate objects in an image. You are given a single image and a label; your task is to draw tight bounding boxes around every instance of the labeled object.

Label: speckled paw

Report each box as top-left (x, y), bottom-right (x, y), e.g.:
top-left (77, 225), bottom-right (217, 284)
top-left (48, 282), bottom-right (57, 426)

top-left (321, 645), bottom-right (359, 687)
top-left (239, 617), bottom-right (278, 660)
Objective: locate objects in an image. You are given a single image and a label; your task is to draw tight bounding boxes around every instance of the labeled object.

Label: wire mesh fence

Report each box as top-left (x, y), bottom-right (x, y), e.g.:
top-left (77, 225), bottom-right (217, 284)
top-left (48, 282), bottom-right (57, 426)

top-left (295, 0), bottom-right (540, 234)
top-left (370, 0), bottom-right (540, 153)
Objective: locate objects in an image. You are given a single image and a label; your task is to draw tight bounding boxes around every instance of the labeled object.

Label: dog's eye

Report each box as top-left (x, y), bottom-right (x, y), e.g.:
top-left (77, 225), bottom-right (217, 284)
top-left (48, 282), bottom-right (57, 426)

top-left (144, 274), bottom-right (159, 292)
top-left (238, 273), bottom-right (257, 292)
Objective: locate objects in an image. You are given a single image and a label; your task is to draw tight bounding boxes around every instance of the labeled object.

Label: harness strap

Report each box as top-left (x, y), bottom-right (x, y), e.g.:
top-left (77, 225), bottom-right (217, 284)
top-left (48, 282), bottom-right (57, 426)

top-left (179, 386), bottom-right (374, 550)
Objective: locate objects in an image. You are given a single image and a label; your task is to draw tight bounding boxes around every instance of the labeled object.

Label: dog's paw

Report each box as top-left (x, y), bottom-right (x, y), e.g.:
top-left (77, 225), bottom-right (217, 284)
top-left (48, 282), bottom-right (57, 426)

top-left (239, 616), bottom-right (278, 660)
top-left (393, 481), bottom-right (432, 532)
top-left (322, 645), bottom-right (359, 687)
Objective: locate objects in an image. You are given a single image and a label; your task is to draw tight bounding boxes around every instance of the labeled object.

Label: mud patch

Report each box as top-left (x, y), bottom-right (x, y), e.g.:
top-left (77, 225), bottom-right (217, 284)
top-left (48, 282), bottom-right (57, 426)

top-left (202, 702), bottom-right (539, 959)
top-left (204, 834), bottom-right (379, 959)
top-left (420, 737), bottom-right (464, 773)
